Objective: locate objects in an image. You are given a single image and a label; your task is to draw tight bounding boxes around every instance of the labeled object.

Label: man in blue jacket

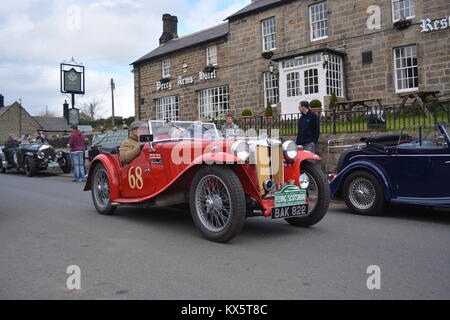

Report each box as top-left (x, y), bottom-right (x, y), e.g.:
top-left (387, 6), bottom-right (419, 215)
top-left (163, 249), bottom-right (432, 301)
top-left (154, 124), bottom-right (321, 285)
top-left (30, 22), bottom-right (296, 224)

top-left (296, 101), bottom-right (320, 153)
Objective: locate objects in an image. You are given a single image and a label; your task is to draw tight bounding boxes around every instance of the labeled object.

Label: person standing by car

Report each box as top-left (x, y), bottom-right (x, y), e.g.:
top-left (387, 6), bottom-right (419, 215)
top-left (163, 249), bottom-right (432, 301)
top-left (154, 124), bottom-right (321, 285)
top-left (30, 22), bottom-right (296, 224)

top-left (68, 125), bottom-right (86, 182)
top-left (221, 113), bottom-right (239, 138)
top-left (296, 101), bottom-right (320, 153)
top-left (119, 121), bottom-right (146, 166)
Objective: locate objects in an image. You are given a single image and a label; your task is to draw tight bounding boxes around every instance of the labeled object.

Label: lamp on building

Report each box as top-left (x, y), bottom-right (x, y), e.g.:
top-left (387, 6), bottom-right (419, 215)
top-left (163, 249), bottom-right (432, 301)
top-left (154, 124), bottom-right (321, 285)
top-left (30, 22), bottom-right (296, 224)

top-left (268, 61), bottom-right (274, 74)
top-left (322, 52), bottom-right (330, 69)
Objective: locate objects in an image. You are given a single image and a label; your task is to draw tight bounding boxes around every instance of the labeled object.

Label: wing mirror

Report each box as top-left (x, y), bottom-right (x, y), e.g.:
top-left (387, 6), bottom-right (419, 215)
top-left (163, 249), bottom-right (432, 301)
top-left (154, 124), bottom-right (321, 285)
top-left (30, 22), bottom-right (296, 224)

top-left (139, 134), bottom-right (153, 143)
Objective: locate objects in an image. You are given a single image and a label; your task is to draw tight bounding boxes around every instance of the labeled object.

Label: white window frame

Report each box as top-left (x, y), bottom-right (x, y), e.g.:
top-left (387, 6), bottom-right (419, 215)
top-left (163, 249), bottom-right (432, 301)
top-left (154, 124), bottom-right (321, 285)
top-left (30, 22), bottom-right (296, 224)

top-left (261, 17), bottom-right (276, 52)
top-left (156, 95), bottom-right (179, 121)
top-left (393, 45), bottom-right (419, 93)
top-left (206, 45), bottom-right (218, 66)
top-left (263, 72), bottom-right (279, 106)
top-left (309, 2), bottom-right (328, 41)
top-left (391, 0), bottom-right (416, 22)
top-left (326, 55), bottom-right (344, 97)
top-left (286, 72), bottom-right (301, 97)
top-left (304, 68), bottom-right (319, 95)
top-left (198, 86), bottom-right (229, 119)
top-left (162, 59), bottom-right (171, 78)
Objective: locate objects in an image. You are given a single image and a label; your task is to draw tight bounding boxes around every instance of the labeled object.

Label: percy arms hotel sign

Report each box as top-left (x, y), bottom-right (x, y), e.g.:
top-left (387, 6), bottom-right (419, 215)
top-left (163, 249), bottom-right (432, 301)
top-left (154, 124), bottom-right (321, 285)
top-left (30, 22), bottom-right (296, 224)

top-left (156, 70), bottom-right (217, 91)
top-left (420, 16), bottom-right (450, 32)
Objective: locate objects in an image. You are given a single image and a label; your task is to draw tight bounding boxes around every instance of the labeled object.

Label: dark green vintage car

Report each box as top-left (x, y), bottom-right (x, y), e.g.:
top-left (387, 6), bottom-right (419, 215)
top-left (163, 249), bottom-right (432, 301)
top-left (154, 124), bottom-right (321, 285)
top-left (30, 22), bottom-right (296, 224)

top-left (0, 143), bottom-right (71, 177)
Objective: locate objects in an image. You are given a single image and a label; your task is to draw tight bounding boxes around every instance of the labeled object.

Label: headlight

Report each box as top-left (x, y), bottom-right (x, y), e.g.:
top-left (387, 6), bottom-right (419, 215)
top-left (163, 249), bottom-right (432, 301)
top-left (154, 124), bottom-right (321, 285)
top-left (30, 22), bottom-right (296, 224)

top-left (55, 151), bottom-right (63, 159)
top-left (231, 141), bottom-right (250, 162)
top-left (263, 178), bottom-right (276, 193)
top-left (299, 173), bottom-right (310, 189)
top-left (282, 140), bottom-right (298, 161)
top-left (37, 151), bottom-right (45, 160)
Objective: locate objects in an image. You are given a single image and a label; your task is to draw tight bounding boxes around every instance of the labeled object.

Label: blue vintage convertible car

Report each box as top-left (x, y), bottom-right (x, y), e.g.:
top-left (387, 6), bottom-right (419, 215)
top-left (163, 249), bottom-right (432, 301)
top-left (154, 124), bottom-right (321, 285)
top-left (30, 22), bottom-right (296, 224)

top-left (330, 123), bottom-right (450, 215)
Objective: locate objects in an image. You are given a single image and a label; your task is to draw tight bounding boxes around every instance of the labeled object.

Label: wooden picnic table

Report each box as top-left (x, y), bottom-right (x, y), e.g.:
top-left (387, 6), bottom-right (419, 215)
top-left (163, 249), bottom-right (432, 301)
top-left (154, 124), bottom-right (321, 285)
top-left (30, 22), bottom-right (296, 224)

top-left (398, 90), bottom-right (441, 117)
top-left (335, 98), bottom-right (384, 112)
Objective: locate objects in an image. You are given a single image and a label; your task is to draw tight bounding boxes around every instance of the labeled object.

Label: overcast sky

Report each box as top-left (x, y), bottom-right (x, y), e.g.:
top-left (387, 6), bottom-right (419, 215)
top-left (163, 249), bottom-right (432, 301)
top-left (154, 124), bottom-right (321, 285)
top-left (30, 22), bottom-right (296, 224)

top-left (0, 0), bottom-right (249, 119)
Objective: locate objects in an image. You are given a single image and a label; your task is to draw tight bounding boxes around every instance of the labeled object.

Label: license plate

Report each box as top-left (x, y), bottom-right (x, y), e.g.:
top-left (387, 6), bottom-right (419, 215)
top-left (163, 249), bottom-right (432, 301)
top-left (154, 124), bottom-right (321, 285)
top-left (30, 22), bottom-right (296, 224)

top-left (47, 162), bottom-right (60, 169)
top-left (274, 185), bottom-right (307, 207)
top-left (272, 204), bottom-right (308, 219)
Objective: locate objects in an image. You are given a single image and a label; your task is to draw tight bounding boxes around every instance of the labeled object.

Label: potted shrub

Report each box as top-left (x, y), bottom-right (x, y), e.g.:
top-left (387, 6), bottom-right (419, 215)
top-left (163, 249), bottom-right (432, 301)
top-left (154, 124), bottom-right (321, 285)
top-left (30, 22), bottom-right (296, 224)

top-left (241, 109), bottom-right (253, 124)
top-left (203, 64), bottom-right (216, 73)
top-left (264, 101), bottom-right (273, 121)
top-left (310, 99), bottom-right (322, 116)
top-left (262, 50), bottom-right (274, 59)
top-left (328, 92), bottom-right (338, 110)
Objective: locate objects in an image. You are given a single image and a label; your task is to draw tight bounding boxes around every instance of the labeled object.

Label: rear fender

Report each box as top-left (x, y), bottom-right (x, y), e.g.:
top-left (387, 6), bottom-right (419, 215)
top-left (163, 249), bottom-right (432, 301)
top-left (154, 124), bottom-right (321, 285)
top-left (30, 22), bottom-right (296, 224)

top-left (330, 160), bottom-right (393, 200)
top-left (84, 154), bottom-right (121, 201)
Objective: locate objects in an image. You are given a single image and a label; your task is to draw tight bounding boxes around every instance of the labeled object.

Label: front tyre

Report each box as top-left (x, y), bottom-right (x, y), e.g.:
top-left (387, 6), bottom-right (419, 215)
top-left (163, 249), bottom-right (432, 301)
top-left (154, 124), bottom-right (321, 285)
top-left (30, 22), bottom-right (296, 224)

top-left (91, 163), bottom-right (116, 215)
top-left (190, 166), bottom-right (246, 243)
top-left (24, 156), bottom-right (37, 177)
top-left (59, 153), bottom-right (72, 173)
top-left (343, 170), bottom-right (385, 215)
top-left (285, 161), bottom-right (330, 227)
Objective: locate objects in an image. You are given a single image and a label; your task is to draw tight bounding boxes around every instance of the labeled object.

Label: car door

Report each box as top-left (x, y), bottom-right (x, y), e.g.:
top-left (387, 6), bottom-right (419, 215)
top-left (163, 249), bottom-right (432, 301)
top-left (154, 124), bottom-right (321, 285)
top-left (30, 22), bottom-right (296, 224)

top-left (387, 147), bottom-right (435, 199)
top-left (427, 147), bottom-right (450, 198)
top-left (120, 147), bottom-right (154, 198)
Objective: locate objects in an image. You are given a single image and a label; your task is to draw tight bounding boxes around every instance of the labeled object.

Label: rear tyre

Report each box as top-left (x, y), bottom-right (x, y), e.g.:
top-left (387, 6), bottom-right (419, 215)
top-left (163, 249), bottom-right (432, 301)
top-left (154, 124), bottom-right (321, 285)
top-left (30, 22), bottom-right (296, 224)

top-left (285, 161), bottom-right (330, 227)
top-left (190, 166), bottom-right (246, 243)
top-left (91, 163), bottom-right (116, 215)
top-left (24, 156), bottom-right (37, 177)
top-left (343, 170), bottom-right (385, 215)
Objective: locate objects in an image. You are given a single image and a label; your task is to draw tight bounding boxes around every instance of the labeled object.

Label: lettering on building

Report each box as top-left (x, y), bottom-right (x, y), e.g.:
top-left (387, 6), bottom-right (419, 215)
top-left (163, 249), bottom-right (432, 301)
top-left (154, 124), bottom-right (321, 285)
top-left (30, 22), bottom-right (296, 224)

top-left (420, 17), bottom-right (450, 33)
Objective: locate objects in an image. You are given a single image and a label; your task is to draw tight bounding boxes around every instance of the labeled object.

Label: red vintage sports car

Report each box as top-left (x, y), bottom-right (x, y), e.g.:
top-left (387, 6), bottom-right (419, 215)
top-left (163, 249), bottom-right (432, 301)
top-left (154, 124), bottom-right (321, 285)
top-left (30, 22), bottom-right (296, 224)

top-left (84, 121), bottom-right (330, 242)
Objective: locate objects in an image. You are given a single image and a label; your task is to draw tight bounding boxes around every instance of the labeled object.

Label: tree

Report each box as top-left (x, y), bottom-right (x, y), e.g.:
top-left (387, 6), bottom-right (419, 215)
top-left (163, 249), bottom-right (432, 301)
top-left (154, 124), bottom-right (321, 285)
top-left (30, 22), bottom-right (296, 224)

top-left (81, 99), bottom-right (103, 120)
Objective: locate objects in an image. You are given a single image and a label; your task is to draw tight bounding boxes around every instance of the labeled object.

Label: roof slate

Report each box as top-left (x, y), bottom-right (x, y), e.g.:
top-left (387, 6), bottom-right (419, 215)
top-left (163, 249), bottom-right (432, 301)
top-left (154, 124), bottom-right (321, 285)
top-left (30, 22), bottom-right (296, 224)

top-left (132, 23), bottom-right (228, 65)
top-left (34, 117), bottom-right (71, 132)
top-left (227, 0), bottom-right (294, 20)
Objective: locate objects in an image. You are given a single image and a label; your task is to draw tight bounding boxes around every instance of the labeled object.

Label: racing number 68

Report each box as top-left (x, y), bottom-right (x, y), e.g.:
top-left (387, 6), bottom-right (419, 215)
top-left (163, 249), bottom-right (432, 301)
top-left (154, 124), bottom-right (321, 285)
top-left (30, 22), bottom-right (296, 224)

top-left (128, 166), bottom-right (143, 190)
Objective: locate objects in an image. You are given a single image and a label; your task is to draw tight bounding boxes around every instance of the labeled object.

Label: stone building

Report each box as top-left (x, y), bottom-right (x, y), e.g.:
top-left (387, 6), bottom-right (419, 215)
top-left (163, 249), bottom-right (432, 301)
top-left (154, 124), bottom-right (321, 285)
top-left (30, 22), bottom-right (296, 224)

top-left (132, 14), bottom-right (230, 121)
top-left (0, 101), bottom-right (41, 144)
top-left (132, 0), bottom-right (450, 120)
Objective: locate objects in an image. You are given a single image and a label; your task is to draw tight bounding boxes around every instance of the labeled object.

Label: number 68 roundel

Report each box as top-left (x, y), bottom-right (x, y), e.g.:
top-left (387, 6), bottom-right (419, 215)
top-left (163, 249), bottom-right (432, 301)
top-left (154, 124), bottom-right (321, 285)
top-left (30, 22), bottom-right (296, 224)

top-left (128, 166), bottom-right (143, 190)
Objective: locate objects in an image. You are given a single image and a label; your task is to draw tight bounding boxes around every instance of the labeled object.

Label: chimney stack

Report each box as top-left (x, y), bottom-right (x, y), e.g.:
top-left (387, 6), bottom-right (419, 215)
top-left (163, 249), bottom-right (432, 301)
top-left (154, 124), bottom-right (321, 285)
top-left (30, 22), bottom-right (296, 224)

top-left (159, 14), bottom-right (178, 45)
top-left (0, 94), bottom-right (4, 108)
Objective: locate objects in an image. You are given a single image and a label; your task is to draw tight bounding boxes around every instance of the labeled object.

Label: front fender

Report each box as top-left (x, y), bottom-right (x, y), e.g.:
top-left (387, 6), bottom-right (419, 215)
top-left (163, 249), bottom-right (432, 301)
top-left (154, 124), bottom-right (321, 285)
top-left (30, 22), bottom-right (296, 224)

top-left (84, 154), bottom-right (121, 201)
top-left (192, 151), bottom-right (241, 165)
top-left (329, 160), bottom-right (393, 200)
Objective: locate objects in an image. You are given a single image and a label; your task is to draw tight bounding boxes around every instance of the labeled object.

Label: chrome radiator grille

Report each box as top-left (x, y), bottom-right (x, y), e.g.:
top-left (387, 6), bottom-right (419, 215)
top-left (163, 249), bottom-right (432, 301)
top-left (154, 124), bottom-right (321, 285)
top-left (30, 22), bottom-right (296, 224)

top-left (255, 145), bottom-right (284, 195)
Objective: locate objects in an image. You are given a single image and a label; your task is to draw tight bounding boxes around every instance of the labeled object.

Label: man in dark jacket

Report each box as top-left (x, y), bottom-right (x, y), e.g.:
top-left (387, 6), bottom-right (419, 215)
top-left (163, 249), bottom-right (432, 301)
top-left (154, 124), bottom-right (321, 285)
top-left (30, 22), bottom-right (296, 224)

top-left (68, 125), bottom-right (86, 182)
top-left (296, 101), bottom-right (320, 153)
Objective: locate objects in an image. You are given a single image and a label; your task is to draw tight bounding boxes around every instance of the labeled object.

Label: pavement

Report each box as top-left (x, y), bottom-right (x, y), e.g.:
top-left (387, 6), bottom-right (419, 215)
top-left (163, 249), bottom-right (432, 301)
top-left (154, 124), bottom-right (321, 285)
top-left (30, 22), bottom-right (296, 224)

top-left (0, 171), bottom-right (449, 300)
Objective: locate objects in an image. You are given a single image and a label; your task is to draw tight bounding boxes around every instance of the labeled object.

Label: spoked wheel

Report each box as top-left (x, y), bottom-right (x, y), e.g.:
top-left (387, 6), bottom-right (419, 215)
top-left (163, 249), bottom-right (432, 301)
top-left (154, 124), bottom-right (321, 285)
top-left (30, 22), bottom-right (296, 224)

top-left (343, 170), bottom-right (384, 215)
top-left (91, 163), bottom-right (116, 215)
top-left (285, 161), bottom-right (330, 227)
top-left (190, 166), bottom-right (246, 243)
